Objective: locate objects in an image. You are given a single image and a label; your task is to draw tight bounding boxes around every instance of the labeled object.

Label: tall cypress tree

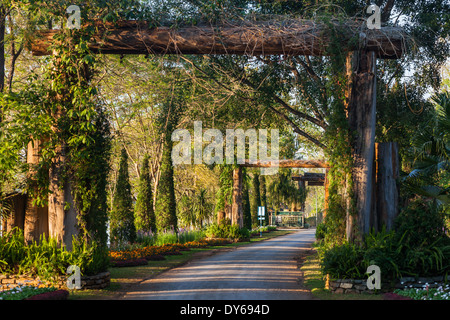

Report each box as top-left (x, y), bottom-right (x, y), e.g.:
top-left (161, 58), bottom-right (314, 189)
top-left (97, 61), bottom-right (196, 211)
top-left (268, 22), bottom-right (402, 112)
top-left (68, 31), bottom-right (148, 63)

top-left (259, 175), bottom-right (268, 225)
top-left (155, 126), bottom-right (178, 232)
top-left (135, 154), bottom-right (156, 234)
top-left (110, 148), bottom-right (136, 244)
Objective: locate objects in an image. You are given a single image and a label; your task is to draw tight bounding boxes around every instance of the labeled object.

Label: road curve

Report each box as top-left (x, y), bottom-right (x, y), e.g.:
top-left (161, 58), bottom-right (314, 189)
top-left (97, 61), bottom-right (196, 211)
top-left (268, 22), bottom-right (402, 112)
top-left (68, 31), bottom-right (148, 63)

top-left (123, 229), bottom-right (317, 300)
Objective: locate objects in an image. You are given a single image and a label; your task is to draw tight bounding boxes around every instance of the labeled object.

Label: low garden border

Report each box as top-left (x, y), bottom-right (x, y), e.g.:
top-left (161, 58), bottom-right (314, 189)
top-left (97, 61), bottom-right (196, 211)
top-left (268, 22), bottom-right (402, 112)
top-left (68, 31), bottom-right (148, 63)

top-left (24, 289), bottom-right (69, 300)
top-left (0, 271), bottom-right (111, 291)
top-left (327, 275), bottom-right (450, 294)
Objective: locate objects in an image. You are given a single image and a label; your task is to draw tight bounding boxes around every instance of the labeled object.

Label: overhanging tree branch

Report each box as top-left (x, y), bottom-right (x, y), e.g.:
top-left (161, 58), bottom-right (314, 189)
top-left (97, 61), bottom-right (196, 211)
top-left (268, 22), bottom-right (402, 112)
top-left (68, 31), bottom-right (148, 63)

top-left (267, 104), bottom-right (326, 149)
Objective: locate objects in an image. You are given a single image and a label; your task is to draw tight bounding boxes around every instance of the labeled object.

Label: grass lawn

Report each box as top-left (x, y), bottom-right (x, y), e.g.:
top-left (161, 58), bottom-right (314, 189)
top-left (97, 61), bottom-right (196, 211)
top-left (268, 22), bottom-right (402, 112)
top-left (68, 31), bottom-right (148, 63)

top-left (69, 229), bottom-right (295, 300)
top-left (299, 247), bottom-right (383, 300)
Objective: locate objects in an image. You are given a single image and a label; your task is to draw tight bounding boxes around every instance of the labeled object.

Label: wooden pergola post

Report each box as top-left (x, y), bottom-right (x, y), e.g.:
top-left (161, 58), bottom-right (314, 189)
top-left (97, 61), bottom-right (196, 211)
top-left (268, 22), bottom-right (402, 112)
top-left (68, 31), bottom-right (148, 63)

top-left (231, 167), bottom-right (244, 228)
top-left (24, 140), bottom-right (43, 244)
top-left (376, 142), bottom-right (399, 232)
top-left (345, 50), bottom-right (377, 242)
top-left (48, 138), bottom-right (78, 250)
top-left (323, 169), bottom-right (329, 219)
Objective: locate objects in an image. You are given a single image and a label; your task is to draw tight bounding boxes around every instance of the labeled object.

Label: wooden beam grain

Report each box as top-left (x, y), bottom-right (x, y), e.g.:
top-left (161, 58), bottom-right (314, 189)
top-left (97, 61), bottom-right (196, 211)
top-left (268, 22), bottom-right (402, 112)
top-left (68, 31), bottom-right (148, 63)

top-left (30, 20), bottom-right (406, 59)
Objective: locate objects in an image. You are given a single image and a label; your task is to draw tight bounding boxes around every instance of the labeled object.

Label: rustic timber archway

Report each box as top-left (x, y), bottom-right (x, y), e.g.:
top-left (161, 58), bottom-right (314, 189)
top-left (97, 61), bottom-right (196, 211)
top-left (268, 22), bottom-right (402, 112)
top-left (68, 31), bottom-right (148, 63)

top-left (236, 159), bottom-right (330, 229)
top-left (24, 17), bottom-right (405, 247)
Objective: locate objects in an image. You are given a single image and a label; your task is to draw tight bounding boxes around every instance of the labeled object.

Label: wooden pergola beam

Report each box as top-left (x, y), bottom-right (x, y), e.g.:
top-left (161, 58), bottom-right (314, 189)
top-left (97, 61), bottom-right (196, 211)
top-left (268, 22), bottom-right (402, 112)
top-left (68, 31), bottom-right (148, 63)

top-left (30, 20), bottom-right (406, 59)
top-left (241, 159), bottom-right (329, 168)
top-left (306, 181), bottom-right (325, 186)
top-left (292, 176), bottom-right (325, 182)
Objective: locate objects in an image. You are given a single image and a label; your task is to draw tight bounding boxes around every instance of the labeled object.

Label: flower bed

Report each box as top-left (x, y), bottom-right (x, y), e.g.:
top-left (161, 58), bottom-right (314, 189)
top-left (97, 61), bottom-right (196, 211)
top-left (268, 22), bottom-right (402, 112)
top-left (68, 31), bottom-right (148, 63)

top-left (145, 254), bottom-right (166, 261)
top-left (109, 244), bottom-right (183, 266)
top-left (0, 283), bottom-right (63, 300)
top-left (383, 292), bottom-right (413, 300)
top-left (204, 238), bottom-right (233, 246)
top-left (24, 289), bottom-right (69, 300)
top-left (393, 282), bottom-right (450, 300)
top-left (108, 238), bottom-right (235, 267)
top-left (109, 245), bottom-right (179, 262)
top-left (110, 258), bottom-right (148, 268)
top-left (327, 275), bottom-right (450, 299)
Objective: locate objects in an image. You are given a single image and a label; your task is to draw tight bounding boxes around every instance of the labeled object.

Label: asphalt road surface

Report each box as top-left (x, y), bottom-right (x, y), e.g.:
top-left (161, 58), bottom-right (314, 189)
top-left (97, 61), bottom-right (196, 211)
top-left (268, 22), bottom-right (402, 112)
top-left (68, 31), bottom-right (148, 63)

top-left (123, 228), bottom-right (316, 300)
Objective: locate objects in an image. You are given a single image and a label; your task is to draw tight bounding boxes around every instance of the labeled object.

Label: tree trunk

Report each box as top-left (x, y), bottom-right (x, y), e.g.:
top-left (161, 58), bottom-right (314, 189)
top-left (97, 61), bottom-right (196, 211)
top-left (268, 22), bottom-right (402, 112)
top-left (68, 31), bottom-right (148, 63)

top-left (231, 167), bottom-right (243, 228)
top-left (376, 142), bottom-right (399, 232)
top-left (6, 11), bottom-right (23, 92)
top-left (346, 51), bottom-right (377, 243)
top-left (24, 140), bottom-right (42, 244)
top-left (48, 138), bottom-right (78, 250)
top-left (217, 210), bottom-right (225, 224)
top-left (323, 169), bottom-right (329, 219)
top-left (47, 49), bottom-right (79, 248)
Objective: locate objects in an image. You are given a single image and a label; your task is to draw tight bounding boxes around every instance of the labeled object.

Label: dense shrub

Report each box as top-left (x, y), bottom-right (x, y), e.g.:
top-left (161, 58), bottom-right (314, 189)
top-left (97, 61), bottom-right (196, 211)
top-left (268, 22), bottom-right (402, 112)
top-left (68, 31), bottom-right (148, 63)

top-left (319, 242), bottom-right (366, 279)
top-left (315, 223), bottom-right (327, 240)
top-left (249, 226), bottom-right (277, 236)
top-left (394, 199), bottom-right (446, 247)
top-left (135, 229), bottom-right (206, 247)
top-left (205, 219), bottom-right (249, 240)
top-left (319, 199), bottom-right (450, 280)
top-left (0, 228), bottom-right (109, 281)
top-left (321, 231), bottom-right (450, 280)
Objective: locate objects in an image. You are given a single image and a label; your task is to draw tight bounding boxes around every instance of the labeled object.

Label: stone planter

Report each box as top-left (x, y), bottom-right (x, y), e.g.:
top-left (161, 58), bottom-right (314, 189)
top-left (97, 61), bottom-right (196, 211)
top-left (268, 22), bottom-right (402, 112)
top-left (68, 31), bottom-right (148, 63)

top-left (0, 271), bottom-right (111, 291)
top-left (328, 279), bottom-right (376, 294)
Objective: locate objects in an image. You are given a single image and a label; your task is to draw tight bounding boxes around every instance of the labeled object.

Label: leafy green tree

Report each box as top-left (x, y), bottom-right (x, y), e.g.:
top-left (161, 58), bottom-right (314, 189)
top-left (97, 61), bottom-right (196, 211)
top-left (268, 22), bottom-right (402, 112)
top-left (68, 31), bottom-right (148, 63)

top-left (134, 154), bottom-right (156, 233)
top-left (177, 188), bottom-right (213, 228)
top-left (405, 91), bottom-right (450, 214)
top-left (110, 148), bottom-right (136, 244)
top-left (268, 169), bottom-right (307, 212)
top-left (192, 188), bottom-right (213, 228)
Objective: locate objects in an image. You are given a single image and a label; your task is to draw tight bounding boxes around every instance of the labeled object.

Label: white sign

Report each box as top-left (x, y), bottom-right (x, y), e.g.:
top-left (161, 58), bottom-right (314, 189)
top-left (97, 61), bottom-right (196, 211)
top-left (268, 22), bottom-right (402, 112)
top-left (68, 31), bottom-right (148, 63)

top-left (258, 206), bottom-right (265, 216)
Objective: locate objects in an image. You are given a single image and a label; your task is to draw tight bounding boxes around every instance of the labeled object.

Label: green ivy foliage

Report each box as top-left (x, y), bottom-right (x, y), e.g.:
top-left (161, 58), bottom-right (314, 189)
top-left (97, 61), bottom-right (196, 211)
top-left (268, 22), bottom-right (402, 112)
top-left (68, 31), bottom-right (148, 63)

top-left (215, 164), bottom-right (234, 214)
top-left (1, 13), bottom-right (111, 253)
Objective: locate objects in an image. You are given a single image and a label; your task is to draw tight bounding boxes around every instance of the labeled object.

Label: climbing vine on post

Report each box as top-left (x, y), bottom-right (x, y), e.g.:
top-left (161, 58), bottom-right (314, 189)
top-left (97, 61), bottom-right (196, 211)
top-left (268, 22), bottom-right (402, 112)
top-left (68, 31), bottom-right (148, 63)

top-left (0, 3), bottom-right (111, 256)
top-left (321, 16), bottom-right (356, 246)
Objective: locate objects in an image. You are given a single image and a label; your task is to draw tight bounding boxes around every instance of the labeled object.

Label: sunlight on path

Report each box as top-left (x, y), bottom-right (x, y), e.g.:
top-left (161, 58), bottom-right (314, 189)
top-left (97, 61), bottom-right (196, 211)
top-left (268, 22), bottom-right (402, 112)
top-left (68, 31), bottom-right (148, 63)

top-left (123, 229), bottom-right (316, 300)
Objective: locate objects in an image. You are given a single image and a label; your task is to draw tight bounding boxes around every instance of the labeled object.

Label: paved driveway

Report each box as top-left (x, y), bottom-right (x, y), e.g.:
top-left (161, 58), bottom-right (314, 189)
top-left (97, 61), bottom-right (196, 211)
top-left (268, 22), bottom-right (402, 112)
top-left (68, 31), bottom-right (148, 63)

top-left (123, 229), bottom-right (317, 300)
